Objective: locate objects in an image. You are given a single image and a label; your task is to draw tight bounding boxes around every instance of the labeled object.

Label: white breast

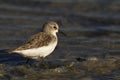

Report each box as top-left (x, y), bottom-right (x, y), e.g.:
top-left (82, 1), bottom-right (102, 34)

top-left (14, 41), bottom-right (57, 59)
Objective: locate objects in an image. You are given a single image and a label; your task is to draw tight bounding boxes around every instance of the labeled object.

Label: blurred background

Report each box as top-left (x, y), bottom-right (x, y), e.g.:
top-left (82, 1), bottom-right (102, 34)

top-left (0, 0), bottom-right (119, 80)
top-left (0, 0), bottom-right (120, 61)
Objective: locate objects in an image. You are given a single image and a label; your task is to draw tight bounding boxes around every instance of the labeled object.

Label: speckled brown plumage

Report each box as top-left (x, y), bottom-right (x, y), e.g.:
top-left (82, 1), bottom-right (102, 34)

top-left (13, 32), bottom-right (56, 51)
top-left (7, 21), bottom-right (58, 54)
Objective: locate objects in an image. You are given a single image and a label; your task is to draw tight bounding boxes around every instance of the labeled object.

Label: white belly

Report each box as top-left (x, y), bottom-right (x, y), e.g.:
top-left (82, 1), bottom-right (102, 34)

top-left (13, 41), bottom-right (57, 59)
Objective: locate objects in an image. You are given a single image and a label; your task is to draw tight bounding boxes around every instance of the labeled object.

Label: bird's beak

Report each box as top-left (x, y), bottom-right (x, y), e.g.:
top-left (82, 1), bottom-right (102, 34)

top-left (59, 30), bottom-right (67, 36)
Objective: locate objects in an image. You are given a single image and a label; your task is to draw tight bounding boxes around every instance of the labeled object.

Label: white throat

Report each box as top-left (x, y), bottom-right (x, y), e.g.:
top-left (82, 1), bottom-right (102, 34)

top-left (51, 31), bottom-right (57, 37)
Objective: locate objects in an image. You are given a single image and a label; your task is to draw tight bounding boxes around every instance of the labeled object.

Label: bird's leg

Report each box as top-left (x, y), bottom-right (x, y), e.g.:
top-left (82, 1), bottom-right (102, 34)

top-left (26, 58), bottom-right (30, 64)
top-left (40, 57), bottom-right (45, 64)
top-left (40, 57), bottom-right (49, 69)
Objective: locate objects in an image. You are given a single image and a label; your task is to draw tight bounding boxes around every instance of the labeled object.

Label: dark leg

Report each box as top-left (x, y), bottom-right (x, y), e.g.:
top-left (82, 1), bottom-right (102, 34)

top-left (40, 57), bottom-right (45, 64)
top-left (26, 58), bottom-right (30, 64)
top-left (40, 57), bottom-right (49, 69)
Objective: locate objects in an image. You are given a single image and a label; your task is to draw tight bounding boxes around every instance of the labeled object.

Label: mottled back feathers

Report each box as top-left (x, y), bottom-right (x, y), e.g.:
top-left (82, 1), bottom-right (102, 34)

top-left (9, 32), bottom-right (56, 52)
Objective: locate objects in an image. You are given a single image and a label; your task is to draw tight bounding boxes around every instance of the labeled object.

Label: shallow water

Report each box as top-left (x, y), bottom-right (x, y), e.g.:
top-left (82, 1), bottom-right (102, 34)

top-left (0, 0), bottom-right (120, 80)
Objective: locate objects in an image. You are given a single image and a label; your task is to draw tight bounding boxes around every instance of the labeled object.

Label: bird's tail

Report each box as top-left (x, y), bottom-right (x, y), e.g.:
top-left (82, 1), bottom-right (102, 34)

top-left (5, 49), bottom-right (15, 53)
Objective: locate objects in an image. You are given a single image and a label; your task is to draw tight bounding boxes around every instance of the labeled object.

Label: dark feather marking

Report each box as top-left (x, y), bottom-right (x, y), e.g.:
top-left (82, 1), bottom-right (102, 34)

top-left (10, 32), bottom-right (56, 51)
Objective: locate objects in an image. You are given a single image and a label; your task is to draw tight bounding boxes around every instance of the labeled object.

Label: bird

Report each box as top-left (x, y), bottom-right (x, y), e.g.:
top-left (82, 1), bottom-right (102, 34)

top-left (7, 21), bottom-right (59, 63)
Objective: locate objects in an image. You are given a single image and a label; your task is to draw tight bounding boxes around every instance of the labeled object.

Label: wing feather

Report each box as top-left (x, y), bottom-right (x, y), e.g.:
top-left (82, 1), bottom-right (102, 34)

top-left (10, 32), bottom-right (52, 52)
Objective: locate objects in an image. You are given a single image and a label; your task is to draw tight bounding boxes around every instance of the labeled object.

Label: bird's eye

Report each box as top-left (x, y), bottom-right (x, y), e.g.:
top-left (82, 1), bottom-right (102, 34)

top-left (53, 26), bottom-right (57, 29)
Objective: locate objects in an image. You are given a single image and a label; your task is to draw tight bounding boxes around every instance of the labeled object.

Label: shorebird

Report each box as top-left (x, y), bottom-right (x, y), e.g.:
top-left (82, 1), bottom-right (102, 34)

top-left (7, 21), bottom-right (60, 63)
